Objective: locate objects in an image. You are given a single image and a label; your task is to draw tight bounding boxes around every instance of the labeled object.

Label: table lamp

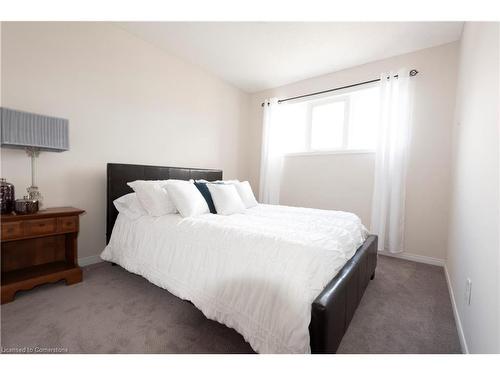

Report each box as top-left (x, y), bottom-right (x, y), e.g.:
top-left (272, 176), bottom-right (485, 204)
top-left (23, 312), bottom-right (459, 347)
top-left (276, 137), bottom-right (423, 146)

top-left (0, 107), bottom-right (69, 207)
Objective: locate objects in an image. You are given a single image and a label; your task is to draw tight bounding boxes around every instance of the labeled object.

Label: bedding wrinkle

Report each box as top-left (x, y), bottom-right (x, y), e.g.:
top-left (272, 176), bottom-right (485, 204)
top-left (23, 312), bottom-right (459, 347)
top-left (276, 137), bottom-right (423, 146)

top-left (101, 204), bottom-right (367, 353)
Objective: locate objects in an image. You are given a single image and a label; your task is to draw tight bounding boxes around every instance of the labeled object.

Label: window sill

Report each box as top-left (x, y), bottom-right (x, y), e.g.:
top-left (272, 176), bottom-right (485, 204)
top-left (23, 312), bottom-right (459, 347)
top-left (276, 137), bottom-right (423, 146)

top-left (284, 149), bottom-right (375, 157)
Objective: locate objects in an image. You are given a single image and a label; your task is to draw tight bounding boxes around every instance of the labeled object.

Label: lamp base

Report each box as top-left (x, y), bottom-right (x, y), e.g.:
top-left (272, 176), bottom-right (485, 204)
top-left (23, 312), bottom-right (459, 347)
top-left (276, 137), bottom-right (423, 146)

top-left (26, 185), bottom-right (43, 208)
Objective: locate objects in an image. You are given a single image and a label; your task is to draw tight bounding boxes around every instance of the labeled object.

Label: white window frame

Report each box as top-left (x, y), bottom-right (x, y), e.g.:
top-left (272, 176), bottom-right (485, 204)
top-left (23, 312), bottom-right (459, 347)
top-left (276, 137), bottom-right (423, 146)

top-left (288, 81), bottom-right (380, 155)
top-left (306, 95), bottom-right (351, 152)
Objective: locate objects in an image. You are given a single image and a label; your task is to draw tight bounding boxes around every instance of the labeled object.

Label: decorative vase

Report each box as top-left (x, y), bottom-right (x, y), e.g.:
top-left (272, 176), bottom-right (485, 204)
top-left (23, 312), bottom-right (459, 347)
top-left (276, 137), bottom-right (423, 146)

top-left (27, 185), bottom-right (43, 208)
top-left (0, 178), bottom-right (15, 214)
top-left (14, 196), bottom-right (39, 215)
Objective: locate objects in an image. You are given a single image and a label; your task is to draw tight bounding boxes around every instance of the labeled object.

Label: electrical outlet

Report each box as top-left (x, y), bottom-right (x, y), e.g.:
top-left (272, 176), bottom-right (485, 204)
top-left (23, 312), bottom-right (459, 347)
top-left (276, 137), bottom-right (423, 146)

top-left (465, 278), bottom-right (472, 306)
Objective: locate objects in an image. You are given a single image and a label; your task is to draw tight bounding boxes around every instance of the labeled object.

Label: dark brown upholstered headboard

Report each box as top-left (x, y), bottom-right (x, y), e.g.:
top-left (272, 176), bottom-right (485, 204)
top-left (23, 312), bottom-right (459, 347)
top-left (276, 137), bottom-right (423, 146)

top-left (106, 163), bottom-right (223, 244)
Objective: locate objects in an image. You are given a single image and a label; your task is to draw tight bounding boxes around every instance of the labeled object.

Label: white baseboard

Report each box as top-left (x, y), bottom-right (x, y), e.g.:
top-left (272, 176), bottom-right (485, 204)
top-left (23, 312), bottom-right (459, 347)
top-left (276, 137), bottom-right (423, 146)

top-left (444, 265), bottom-right (469, 354)
top-left (78, 255), bottom-right (103, 267)
top-left (377, 250), bottom-right (445, 267)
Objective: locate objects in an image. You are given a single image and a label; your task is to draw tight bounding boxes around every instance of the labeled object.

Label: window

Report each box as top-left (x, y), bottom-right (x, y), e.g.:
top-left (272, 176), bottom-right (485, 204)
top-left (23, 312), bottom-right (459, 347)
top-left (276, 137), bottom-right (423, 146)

top-left (309, 98), bottom-right (348, 150)
top-left (285, 85), bottom-right (381, 153)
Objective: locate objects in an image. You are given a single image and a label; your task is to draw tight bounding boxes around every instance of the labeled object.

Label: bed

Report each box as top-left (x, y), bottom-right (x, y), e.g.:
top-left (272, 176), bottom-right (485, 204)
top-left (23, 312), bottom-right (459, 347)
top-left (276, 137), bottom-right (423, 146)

top-left (103, 163), bottom-right (378, 353)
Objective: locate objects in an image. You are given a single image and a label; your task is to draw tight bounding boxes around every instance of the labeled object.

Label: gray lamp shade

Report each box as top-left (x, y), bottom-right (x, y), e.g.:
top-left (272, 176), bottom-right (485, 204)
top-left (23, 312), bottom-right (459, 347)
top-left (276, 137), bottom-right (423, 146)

top-left (0, 107), bottom-right (69, 152)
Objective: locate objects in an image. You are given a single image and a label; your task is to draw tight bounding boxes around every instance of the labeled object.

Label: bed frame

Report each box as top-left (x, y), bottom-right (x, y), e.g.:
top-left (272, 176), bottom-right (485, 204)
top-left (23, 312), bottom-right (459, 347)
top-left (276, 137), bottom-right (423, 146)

top-left (106, 163), bottom-right (377, 353)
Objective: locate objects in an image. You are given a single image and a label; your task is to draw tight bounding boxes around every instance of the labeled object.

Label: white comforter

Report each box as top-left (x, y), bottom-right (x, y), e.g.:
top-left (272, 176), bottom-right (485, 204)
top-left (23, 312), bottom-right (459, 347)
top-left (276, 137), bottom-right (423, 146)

top-left (101, 204), bottom-right (367, 353)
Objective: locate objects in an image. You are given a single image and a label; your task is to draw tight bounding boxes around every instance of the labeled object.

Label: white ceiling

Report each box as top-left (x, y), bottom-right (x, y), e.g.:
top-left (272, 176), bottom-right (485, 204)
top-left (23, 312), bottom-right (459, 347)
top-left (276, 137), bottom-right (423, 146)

top-left (117, 22), bottom-right (463, 93)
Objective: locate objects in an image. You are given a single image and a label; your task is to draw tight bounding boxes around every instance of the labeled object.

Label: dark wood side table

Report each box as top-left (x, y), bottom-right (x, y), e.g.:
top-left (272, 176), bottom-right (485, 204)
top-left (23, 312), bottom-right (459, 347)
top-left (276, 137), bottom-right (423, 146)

top-left (1, 207), bottom-right (85, 304)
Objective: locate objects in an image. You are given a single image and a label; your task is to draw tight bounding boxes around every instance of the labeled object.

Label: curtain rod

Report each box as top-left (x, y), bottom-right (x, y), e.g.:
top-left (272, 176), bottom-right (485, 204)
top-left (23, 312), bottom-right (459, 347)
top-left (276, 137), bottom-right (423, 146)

top-left (261, 69), bottom-right (418, 107)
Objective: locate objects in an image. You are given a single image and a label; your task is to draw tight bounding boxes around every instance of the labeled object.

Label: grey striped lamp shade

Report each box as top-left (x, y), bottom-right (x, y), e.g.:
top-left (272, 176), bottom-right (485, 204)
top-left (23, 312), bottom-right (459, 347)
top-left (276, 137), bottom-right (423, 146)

top-left (0, 107), bottom-right (69, 152)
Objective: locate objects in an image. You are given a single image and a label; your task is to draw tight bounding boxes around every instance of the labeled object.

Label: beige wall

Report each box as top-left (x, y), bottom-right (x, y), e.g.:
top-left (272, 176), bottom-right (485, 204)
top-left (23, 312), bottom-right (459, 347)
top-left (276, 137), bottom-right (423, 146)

top-left (0, 22), bottom-right (250, 262)
top-left (446, 22), bottom-right (499, 353)
top-left (281, 152), bottom-right (374, 225)
top-left (246, 42), bottom-right (459, 262)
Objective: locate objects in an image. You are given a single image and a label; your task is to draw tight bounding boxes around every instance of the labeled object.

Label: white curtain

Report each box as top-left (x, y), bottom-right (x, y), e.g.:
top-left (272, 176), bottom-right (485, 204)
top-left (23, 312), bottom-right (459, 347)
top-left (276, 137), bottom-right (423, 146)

top-left (259, 98), bottom-right (283, 204)
top-left (371, 70), bottom-right (414, 253)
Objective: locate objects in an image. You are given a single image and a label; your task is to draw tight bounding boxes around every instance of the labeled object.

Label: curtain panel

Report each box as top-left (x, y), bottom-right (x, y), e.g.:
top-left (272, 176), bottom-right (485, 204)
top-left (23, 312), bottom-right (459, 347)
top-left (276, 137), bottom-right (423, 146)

top-left (370, 69), bottom-right (414, 253)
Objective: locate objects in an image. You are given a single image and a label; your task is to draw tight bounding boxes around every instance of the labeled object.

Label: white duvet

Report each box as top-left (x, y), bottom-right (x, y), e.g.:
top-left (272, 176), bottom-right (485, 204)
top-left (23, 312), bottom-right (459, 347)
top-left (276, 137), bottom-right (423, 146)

top-left (101, 204), bottom-right (368, 353)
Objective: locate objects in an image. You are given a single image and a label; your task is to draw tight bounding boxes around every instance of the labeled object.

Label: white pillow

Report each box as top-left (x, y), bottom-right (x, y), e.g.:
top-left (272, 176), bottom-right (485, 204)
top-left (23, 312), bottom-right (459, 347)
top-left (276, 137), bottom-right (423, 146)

top-left (165, 181), bottom-right (210, 218)
top-left (127, 180), bottom-right (177, 216)
top-left (113, 193), bottom-right (147, 220)
top-left (233, 181), bottom-right (258, 208)
top-left (207, 184), bottom-right (246, 215)
top-left (213, 179), bottom-right (240, 184)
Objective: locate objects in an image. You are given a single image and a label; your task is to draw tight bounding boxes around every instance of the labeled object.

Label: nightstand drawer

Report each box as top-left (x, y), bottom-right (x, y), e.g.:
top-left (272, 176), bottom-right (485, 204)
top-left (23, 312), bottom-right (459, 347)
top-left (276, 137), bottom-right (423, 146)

top-left (24, 218), bottom-right (57, 236)
top-left (57, 216), bottom-right (78, 232)
top-left (1, 222), bottom-right (24, 240)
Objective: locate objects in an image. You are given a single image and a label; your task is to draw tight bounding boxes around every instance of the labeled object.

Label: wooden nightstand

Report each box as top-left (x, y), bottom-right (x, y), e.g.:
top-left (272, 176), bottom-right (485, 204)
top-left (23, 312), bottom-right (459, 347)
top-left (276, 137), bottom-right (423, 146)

top-left (1, 207), bottom-right (85, 304)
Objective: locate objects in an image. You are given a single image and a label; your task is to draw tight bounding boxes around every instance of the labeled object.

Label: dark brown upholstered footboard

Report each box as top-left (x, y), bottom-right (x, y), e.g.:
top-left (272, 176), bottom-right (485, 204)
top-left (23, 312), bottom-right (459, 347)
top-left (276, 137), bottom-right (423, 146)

top-left (309, 235), bottom-right (378, 353)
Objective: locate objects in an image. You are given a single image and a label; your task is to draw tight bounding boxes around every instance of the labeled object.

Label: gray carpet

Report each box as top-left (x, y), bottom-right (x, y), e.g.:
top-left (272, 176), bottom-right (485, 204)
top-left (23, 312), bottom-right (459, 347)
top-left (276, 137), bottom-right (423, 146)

top-left (0, 255), bottom-right (461, 354)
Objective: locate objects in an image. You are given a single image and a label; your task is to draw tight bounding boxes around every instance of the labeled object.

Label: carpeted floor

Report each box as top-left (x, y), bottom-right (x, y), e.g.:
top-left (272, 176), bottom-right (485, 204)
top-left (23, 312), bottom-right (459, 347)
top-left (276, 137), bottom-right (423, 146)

top-left (0, 255), bottom-right (461, 354)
